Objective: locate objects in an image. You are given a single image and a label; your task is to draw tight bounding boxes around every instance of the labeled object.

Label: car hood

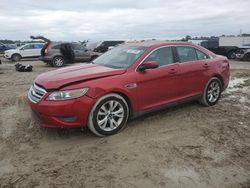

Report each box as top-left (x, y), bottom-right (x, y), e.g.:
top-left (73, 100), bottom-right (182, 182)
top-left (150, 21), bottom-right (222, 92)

top-left (5, 49), bottom-right (18, 53)
top-left (35, 64), bottom-right (126, 90)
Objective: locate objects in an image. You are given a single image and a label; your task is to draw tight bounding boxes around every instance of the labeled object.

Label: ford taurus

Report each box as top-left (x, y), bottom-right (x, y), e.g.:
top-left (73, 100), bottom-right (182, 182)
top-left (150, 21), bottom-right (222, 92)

top-left (28, 41), bottom-right (230, 136)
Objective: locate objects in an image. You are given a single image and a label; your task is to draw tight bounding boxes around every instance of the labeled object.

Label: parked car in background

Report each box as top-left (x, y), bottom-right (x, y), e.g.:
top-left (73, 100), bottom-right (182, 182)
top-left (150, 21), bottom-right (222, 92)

top-left (200, 40), bottom-right (238, 59)
top-left (4, 43), bottom-right (44, 61)
top-left (0, 42), bottom-right (15, 54)
top-left (40, 42), bottom-right (101, 67)
top-left (235, 45), bottom-right (250, 61)
top-left (93, 40), bottom-right (125, 53)
top-left (28, 41), bottom-right (229, 137)
top-left (86, 41), bottom-right (99, 51)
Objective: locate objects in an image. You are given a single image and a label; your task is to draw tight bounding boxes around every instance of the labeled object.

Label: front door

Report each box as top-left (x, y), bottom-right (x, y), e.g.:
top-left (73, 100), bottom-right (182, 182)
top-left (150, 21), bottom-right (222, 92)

top-left (136, 46), bottom-right (181, 111)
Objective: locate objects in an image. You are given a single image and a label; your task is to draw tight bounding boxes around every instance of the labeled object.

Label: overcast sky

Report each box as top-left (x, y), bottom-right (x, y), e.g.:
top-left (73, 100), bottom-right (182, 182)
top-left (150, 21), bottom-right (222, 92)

top-left (0, 0), bottom-right (249, 41)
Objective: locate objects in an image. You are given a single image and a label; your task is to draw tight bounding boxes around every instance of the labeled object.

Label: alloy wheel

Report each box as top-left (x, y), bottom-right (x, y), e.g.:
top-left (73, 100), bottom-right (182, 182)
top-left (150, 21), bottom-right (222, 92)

top-left (97, 100), bottom-right (125, 131)
top-left (207, 81), bottom-right (220, 103)
top-left (54, 57), bottom-right (64, 67)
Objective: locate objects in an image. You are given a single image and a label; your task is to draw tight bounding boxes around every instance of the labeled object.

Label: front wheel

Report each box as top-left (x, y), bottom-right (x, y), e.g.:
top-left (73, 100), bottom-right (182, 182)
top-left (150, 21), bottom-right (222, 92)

top-left (243, 53), bottom-right (250, 61)
top-left (88, 93), bottom-right (129, 137)
top-left (11, 54), bottom-right (21, 62)
top-left (200, 77), bottom-right (222, 106)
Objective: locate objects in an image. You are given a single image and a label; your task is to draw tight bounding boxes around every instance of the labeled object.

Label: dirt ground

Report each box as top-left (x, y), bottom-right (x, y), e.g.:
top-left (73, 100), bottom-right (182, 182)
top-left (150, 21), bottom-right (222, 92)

top-left (0, 57), bottom-right (249, 188)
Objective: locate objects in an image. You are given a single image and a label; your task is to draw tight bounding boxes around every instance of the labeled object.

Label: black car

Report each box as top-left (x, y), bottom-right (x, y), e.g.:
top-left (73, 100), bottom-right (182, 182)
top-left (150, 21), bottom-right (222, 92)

top-left (200, 40), bottom-right (238, 59)
top-left (94, 41), bottom-right (125, 53)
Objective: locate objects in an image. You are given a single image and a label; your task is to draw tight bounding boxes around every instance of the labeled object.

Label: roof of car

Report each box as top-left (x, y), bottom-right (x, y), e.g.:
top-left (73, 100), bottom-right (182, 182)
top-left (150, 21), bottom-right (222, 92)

top-left (123, 40), bottom-right (216, 57)
top-left (124, 40), bottom-right (196, 48)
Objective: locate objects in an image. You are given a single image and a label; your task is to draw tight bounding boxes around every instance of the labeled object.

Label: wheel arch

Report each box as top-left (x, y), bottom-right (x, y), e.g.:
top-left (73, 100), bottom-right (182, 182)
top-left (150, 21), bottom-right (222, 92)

top-left (211, 74), bottom-right (224, 88)
top-left (243, 53), bottom-right (250, 60)
top-left (53, 55), bottom-right (64, 61)
top-left (11, 53), bottom-right (22, 58)
top-left (112, 91), bottom-right (133, 117)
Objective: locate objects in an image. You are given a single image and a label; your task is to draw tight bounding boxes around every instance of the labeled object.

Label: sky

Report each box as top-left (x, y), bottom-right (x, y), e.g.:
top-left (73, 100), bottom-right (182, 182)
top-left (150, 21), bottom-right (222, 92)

top-left (0, 0), bottom-right (249, 41)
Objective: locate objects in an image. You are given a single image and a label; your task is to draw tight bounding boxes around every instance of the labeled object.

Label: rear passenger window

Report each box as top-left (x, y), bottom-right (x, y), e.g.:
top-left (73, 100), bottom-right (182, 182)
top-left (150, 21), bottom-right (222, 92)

top-left (144, 47), bottom-right (174, 67)
top-left (196, 50), bottom-right (209, 60)
top-left (176, 46), bottom-right (197, 63)
top-left (34, 44), bottom-right (43, 49)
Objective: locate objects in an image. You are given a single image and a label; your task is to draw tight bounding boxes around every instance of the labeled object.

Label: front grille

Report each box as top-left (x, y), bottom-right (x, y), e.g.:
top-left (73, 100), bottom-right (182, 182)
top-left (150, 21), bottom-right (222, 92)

top-left (28, 83), bottom-right (47, 103)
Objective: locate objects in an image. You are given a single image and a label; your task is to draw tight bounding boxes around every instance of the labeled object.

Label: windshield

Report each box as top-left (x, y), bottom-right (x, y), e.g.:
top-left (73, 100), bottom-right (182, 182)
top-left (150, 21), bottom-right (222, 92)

top-left (93, 46), bottom-right (146, 68)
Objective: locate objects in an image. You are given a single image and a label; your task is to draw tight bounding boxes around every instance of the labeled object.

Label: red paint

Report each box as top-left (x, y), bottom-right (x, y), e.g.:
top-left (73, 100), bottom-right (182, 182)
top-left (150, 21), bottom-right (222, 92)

top-left (28, 42), bottom-right (230, 128)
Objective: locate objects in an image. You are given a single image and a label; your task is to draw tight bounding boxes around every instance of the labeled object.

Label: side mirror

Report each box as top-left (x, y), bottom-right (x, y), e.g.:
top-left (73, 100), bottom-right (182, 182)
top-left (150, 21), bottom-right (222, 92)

top-left (108, 46), bottom-right (114, 50)
top-left (138, 61), bottom-right (159, 72)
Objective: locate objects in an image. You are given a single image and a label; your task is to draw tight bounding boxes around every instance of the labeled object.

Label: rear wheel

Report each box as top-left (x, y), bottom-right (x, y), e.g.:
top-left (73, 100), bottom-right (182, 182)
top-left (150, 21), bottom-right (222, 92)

top-left (52, 56), bottom-right (65, 67)
top-left (200, 77), bottom-right (222, 106)
top-left (11, 54), bottom-right (21, 62)
top-left (88, 93), bottom-right (129, 137)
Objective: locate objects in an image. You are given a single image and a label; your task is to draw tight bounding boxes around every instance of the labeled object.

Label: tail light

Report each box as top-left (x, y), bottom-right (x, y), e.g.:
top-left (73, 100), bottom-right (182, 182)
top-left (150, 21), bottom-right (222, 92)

top-left (41, 43), bottom-right (50, 56)
top-left (44, 47), bottom-right (48, 55)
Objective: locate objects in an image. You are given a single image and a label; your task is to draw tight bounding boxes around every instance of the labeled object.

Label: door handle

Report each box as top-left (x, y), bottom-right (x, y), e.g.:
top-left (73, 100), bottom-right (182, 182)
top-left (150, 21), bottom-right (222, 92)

top-left (168, 69), bottom-right (177, 74)
top-left (203, 63), bottom-right (210, 68)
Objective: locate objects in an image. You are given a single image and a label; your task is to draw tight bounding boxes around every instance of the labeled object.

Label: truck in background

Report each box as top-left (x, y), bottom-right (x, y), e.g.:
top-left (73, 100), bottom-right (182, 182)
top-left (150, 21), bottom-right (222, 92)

top-left (200, 36), bottom-right (250, 59)
top-left (219, 36), bottom-right (250, 47)
top-left (200, 40), bottom-right (238, 59)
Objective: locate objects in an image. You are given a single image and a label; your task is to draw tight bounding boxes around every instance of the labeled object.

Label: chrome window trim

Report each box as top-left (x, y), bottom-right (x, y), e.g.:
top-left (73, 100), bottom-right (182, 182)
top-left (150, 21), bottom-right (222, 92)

top-left (135, 44), bottom-right (212, 72)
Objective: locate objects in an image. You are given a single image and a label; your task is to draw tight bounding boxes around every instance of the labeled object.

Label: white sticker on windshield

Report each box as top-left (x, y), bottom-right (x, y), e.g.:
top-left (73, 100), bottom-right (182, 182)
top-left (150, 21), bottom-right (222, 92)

top-left (126, 49), bottom-right (142, 54)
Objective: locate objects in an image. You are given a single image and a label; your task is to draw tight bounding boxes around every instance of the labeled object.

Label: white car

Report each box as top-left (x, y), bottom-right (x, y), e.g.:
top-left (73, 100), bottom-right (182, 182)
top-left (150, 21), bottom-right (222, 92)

top-left (4, 43), bottom-right (44, 61)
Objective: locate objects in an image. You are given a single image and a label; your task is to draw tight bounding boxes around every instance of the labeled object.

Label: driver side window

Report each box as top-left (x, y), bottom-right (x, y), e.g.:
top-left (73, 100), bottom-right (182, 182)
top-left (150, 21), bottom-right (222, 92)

top-left (143, 47), bottom-right (174, 67)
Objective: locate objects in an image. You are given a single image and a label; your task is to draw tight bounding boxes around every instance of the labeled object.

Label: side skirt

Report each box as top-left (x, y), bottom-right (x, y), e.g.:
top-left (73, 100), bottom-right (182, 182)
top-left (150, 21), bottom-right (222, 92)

top-left (131, 95), bottom-right (202, 119)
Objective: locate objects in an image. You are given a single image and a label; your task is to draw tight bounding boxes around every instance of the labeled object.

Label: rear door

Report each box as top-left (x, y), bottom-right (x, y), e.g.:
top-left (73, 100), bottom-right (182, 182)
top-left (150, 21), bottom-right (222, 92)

top-left (175, 46), bottom-right (211, 98)
top-left (33, 43), bottom-right (43, 57)
top-left (136, 46), bottom-right (182, 111)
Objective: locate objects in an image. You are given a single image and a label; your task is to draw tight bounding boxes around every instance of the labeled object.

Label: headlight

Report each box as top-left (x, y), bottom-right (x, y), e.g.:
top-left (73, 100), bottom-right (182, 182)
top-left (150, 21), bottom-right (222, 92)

top-left (47, 88), bottom-right (88, 101)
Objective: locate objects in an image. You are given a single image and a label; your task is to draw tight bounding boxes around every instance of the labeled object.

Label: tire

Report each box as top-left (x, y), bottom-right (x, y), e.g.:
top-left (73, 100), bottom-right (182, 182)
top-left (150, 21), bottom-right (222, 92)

top-left (11, 54), bottom-right (21, 62)
top-left (200, 77), bottom-right (222, 106)
top-left (52, 56), bottom-right (65, 67)
top-left (88, 93), bottom-right (129, 137)
top-left (227, 51), bottom-right (236, 59)
top-left (243, 53), bottom-right (250, 61)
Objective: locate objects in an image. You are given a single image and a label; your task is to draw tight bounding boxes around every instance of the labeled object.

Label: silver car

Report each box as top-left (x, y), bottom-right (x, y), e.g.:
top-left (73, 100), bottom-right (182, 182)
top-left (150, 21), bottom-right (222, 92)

top-left (40, 42), bottom-right (101, 67)
top-left (235, 46), bottom-right (250, 61)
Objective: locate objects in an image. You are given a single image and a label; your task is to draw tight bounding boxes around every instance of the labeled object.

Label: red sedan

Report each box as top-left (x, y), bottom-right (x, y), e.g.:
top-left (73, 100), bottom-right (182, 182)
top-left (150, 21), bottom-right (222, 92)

top-left (28, 41), bottom-right (230, 136)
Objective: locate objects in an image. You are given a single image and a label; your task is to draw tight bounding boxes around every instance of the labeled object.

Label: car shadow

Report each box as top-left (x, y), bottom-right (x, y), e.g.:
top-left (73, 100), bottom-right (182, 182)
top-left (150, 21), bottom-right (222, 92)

top-left (37, 100), bottom-right (202, 140)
